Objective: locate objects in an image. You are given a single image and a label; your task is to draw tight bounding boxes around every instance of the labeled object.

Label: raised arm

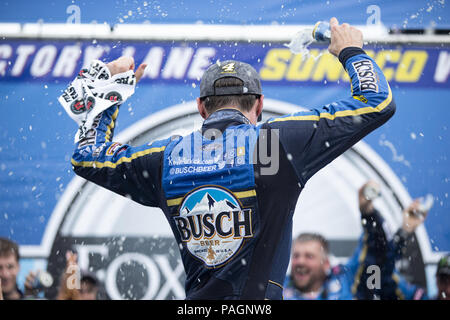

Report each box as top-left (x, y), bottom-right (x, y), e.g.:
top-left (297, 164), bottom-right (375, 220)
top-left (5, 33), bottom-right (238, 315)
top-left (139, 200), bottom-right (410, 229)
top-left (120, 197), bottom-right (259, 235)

top-left (347, 181), bottom-right (394, 299)
top-left (349, 182), bottom-right (429, 299)
top-left (70, 57), bottom-right (167, 207)
top-left (268, 18), bottom-right (395, 186)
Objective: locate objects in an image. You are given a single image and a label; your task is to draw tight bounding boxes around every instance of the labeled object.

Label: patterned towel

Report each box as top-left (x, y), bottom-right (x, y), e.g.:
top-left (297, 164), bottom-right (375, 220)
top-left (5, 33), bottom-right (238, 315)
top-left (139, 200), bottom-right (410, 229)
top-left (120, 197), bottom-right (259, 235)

top-left (58, 60), bottom-right (136, 142)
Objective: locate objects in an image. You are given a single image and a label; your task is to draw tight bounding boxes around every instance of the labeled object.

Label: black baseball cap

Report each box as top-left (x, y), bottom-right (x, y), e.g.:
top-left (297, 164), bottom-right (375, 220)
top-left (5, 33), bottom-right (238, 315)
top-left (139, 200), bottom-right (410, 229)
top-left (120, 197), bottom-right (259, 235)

top-left (199, 60), bottom-right (262, 98)
top-left (437, 254), bottom-right (450, 277)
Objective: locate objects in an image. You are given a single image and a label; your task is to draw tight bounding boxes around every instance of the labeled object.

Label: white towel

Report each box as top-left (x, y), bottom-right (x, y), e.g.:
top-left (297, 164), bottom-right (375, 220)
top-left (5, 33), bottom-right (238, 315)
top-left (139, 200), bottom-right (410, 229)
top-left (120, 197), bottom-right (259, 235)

top-left (58, 60), bottom-right (136, 142)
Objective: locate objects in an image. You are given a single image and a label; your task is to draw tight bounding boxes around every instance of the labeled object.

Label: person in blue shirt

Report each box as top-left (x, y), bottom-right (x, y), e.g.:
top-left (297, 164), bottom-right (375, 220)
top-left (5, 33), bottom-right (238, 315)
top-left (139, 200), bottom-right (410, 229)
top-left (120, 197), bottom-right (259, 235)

top-left (284, 181), bottom-right (428, 300)
top-left (283, 232), bottom-right (355, 300)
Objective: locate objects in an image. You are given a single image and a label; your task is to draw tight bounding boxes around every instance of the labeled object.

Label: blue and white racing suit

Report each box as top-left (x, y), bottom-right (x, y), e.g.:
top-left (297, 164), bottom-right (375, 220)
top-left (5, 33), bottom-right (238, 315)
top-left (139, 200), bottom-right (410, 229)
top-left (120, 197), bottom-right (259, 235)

top-left (71, 47), bottom-right (395, 299)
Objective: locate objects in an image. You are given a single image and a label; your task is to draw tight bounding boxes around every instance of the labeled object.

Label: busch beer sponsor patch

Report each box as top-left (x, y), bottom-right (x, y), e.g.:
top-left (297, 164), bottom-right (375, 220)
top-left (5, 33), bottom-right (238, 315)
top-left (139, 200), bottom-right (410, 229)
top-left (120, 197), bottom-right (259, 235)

top-left (175, 186), bottom-right (253, 268)
top-left (352, 59), bottom-right (379, 92)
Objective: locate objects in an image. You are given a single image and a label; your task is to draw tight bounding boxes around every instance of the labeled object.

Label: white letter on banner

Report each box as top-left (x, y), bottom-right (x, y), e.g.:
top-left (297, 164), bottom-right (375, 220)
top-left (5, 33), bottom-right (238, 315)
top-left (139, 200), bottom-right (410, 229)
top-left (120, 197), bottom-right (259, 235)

top-left (434, 51), bottom-right (450, 83)
top-left (83, 46), bottom-right (108, 69)
top-left (141, 47), bottom-right (164, 79)
top-left (188, 47), bottom-right (216, 80)
top-left (11, 45), bottom-right (35, 76)
top-left (162, 47), bottom-right (194, 79)
top-left (154, 255), bottom-right (185, 299)
top-left (30, 45), bottom-right (58, 77)
top-left (122, 46), bottom-right (136, 58)
top-left (53, 45), bottom-right (82, 77)
top-left (0, 44), bottom-right (12, 76)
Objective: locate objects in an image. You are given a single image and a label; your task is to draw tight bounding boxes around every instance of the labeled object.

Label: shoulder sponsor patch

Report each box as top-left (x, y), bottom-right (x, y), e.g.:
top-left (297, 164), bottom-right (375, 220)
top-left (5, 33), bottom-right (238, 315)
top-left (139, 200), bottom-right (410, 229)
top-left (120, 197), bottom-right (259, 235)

top-left (106, 142), bottom-right (124, 156)
top-left (352, 59), bottom-right (379, 92)
top-left (353, 95), bottom-right (368, 103)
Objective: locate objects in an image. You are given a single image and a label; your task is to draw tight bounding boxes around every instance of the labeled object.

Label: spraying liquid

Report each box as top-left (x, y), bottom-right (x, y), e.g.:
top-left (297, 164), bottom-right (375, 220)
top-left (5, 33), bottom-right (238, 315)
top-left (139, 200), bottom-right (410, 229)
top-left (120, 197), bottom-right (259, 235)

top-left (284, 21), bottom-right (331, 60)
top-left (284, 28), bottom-right (314, 55)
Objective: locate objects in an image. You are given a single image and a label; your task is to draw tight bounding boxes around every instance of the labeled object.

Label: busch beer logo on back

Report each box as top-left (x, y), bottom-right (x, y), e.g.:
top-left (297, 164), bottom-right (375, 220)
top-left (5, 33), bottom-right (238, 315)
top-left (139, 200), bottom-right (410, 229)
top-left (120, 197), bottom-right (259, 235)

top-left (174, 186), bottom-right (253, 268)
top-left (352, 59), bottom-right (379, 92)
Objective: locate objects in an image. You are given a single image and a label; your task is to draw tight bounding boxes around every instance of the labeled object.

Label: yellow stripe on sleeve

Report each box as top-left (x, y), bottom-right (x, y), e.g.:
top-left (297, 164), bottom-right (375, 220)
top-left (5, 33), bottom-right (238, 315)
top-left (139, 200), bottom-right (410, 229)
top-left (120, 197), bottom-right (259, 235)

top-left (72, 146), bottom-right (165, 169)
top-left (105, 108), bottom-right (120, 143)
top-left (269, 86), bottom-right (392, 124)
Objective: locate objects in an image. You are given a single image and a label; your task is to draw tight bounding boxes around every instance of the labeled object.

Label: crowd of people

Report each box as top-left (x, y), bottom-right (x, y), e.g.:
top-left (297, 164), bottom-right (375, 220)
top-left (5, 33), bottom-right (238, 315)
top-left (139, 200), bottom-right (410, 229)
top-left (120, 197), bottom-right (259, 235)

top-left (283, 181), bottom-right (449, 300)
top-left (0, 240), bottom-right (99, 300)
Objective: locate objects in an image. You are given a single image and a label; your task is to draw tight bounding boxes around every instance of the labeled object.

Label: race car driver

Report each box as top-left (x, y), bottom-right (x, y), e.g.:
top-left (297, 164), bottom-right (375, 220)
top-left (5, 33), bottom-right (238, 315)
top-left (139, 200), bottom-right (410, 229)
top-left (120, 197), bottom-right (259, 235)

top-left (67, 17), bottom-right (396, 299)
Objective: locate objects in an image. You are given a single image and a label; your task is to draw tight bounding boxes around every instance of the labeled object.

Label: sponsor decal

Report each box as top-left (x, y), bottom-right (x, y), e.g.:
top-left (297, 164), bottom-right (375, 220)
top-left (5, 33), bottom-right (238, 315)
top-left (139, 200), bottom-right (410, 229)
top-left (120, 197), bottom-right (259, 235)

top-left (105, 91), bottom-right (123, 103)
top-left (77, 68), bottom-right (88, 79)
top-left (87, 60), bottom-right (110, 80)
top-left (78, 113), bottom-right (102, 148)
top-left (169, 165), bottom-right (217, 175)
top-left (114, 75), bottom-right (135, 86)
top-left (70, 96), bottom-right (95, 115)
top-left (353, 95), bottom-right (368, 103)
top-left (106, 142), bottom-right (124, 156)
top-left (352, 59), bottom-right (378, 92)
top-left (92, 143), bottom-right (106, 157)
top-left (174, 186), bottom-right (253, 268)
top-left (61, 85), bottom-right (79, 103)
